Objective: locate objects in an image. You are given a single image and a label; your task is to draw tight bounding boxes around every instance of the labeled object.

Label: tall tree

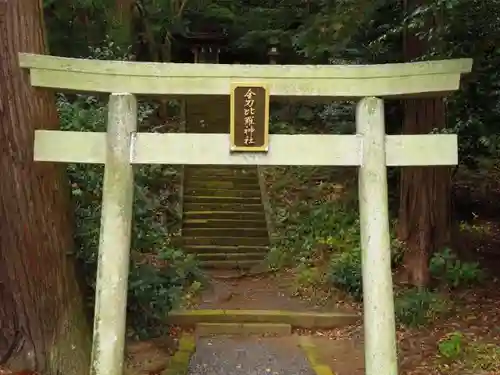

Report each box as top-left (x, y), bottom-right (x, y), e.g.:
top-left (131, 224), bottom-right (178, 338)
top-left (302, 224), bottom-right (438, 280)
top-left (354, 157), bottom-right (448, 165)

top-left (0, 0), bottom-right (92, 374)
top-left (397, 0), bottom-right (452, 286)
top-left (108, 0), bottom-right (136, 50)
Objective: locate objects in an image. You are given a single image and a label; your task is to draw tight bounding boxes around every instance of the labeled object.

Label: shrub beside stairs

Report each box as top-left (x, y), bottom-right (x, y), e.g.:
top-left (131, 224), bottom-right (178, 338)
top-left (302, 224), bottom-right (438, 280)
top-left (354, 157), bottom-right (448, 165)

top-left (182, 165), bottom-right (269, 270)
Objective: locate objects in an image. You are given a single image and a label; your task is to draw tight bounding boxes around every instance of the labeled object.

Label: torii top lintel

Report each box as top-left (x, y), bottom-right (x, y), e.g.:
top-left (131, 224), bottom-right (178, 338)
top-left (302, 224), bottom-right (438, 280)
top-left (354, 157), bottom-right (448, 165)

top-left (18, 53), bottom-right (472, 99)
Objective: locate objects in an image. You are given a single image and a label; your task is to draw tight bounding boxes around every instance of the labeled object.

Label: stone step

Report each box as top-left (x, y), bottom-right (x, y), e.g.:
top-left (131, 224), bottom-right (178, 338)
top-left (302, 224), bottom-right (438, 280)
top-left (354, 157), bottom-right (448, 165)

top-left (184, 245), bottom-right (268, 254)
top-left (182, 164), bottom-right (267, 268)
top-left (195, 252), bottom-right (266, 261)
top-left (185, 166), bottom-right (258, 175)
top-left (168, 309), bottom-right (361, 329)
top-left (184, 171), bottom-right (259, 183)
top-left (183, 237), bottom-right (269, 246)
top-left (184, 211), bottom-right (266, 220)
top-left (185, 166), bottom-right (257, 173)
top-left (185, 176), bottom-right (259, 185)
top-left (183, 219), bottom-right (267, 229)
top-left (192, 165), bottom-right (252, 170)
top-left (186, 180), bottom-right (260, 190)
top-left (182, 228), bottom-right (269, 238)
top-left (184, 196), bottom-right (262, 204)
top-left (184, 203), bottom-right (264, 212)
top-left (199, 260), bottom-right (262, 269)
top-left (195, 323), bottom-right (291, 337)
top-left (187, 166), bottom-right (257, 172)
top-left (184, 188), bottom-right (262, 198)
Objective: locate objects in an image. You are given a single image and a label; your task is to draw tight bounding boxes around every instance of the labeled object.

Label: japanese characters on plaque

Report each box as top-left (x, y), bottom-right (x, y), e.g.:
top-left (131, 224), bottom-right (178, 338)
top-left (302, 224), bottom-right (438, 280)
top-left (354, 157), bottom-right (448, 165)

top-left (230, 84), bottom-right (269, 152)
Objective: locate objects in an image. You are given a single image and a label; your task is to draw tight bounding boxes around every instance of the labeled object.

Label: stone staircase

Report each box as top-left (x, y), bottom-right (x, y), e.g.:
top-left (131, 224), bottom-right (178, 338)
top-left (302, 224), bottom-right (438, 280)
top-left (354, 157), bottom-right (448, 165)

top-left (182, 165), bottom-right (270, 269)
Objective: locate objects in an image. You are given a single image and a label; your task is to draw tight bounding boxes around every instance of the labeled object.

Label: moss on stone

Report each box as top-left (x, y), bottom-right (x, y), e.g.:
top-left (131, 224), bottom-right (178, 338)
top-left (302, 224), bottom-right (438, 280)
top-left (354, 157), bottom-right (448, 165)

top-left (195, 322), bottom-right (291, 336)
top-left (178, 335), bottom-right (196, 353)
top-left (313, 365), bottom-right (335, 375)
top-left (160, 334), bottom-right (196, 375)
top-left (302, 347), bottom-right (320, 366)
top-left (299, 336), bottom-right (336, 375)
top-left (170, 351), bottom-right (191, 365)
top-left (167, 309), bottom-right (359, 329)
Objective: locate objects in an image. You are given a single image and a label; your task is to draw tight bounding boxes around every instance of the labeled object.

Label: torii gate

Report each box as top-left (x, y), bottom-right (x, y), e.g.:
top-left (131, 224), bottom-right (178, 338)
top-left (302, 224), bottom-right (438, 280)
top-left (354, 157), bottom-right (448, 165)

top-left (19, 53), bottom-right (472, 375)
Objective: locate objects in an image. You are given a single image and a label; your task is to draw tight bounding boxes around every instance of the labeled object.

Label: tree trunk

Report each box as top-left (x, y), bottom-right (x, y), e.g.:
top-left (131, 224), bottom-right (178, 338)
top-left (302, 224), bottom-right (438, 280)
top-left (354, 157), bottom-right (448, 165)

top-left (0, 0), bottom-right (92, 374)
top-left (109, 0), bottom-right (135, 50)
top-left (397, 0), bottom-right (452, 287)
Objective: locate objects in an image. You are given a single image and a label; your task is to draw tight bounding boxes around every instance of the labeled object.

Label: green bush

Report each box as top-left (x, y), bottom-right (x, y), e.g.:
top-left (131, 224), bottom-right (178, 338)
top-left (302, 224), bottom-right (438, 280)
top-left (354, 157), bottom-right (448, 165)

top-left (394, 288), bottom-right (451, 327)
top-left (328, 244), bottom-right (363, 299)
top-left (438, 331), bottom-right (465, 360)
top-left (269, 196), bottom-right (404, 300)
top-left (437, 331), bottom-right (500, 372)
top-left (270, 200), bottom-right (360, 266)
top-left (327, 233), bottom-right (404, 301)
top-left (430, 248), bottom-right (484, 288)
top-left (58, 94), bottom-right (201, 338)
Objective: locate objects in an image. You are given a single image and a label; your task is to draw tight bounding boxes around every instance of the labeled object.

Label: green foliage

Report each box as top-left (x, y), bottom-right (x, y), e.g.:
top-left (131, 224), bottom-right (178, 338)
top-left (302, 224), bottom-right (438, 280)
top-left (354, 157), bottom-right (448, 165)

top-left (44, 0), bottom-right (500, 173)
top-left (58, 93), bottom-right (201, 337)
top-left (327, 231), bottom-right (404, 300)
top-left (44, 0), bottom-right (500, 154)
top-left (438, 331), bottom-right (465, 360)
top-left (269, 101), bottom-right (356, 135)
top-left (466, 342), bottom-right (500, 372)
top-left (293, 0), bottom-right (401, 62)
top-left (430, 248), bottom-right (484, 288)
top-left (380, 0), bottom-right (500, 166)
top-left (437, 332), bottom-right (500, 372)
top-left (394, 288), bottom-right (451, 327)
top-left (267, 168), bottom-right (404, 301)
top-left (41, 0), bottom-right (500, 335)
top-left (327, 243), bottom-right (363, 300)
top-left (294, 263), bottom-right (324, 288)
top-left (87, 35), bottom-right (132, 61)
top-left (270, 199), bottom-right (360, 266)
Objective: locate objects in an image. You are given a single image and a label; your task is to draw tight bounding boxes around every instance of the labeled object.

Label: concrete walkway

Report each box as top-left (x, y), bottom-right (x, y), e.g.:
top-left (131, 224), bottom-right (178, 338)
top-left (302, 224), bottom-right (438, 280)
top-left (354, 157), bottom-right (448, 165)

top-left (187, 337), bottom-right (315, 375)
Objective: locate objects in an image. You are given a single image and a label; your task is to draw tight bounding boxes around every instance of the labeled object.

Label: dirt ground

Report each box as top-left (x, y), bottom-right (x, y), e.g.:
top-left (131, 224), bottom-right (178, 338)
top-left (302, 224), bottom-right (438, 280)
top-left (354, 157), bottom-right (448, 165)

top-left (126, 182), bottom-right (500, 375)
top-left (191, 269), bottom-right (357, 314)
top-left (302, 281), bottom-right (500, 375)
top-left (125, 338), bottom-right (174, 375)
top-left (123, 268), bottom-right (500, 375)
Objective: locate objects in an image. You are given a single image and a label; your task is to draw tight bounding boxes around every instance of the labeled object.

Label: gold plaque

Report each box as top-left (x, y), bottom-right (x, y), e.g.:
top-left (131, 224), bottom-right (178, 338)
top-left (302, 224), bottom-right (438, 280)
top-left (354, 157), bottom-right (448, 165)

top-left (230, 83), bottom-right (269, 152)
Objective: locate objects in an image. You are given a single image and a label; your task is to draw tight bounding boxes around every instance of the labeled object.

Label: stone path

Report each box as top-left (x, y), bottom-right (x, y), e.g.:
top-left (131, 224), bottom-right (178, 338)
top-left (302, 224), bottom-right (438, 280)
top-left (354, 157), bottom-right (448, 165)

top-left (187, 337), bottom-right (315, 375)
top-left (166, 271), bottom-right (360, 375)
